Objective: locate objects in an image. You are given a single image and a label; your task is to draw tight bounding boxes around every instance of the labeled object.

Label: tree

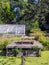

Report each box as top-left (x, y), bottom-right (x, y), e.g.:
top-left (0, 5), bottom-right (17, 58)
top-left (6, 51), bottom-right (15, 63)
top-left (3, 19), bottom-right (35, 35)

top-left (0, 0), bottom-right (49, 32)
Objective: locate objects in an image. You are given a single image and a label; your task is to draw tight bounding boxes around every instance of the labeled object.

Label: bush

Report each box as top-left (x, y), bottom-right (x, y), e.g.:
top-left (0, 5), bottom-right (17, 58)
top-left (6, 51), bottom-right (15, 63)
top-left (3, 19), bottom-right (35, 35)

top-left (0, 40), bottom-right (10, 49)
top-left (16, 48), bottom-right (22, 54)
top-left (32, 46), bottom-right (39, 51)
top-left (30, 28), bottom-right (49, 50)
top-left (30, 28), bottom-right (45, 40)
top-left (32, 20), bottom-right (39, 28)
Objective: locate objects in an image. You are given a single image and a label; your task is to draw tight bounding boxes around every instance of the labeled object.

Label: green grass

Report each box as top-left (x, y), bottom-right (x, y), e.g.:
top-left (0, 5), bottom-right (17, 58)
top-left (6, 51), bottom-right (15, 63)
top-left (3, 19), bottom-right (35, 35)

top-left (25, 51), bottom-right (49, 65)
top-left (0, 51), bottom-right (49, 65)
top-left (0, 57), bottom-right (21, 65)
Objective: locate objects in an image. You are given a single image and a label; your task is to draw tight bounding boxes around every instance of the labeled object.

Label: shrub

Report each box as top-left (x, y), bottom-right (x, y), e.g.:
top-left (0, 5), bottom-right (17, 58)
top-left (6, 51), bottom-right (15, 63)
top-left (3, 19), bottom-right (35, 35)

top-left (16, 48), bottom-right (22, 54)
top-left (0, 40), bottom-right (10, 49)
top-left (30, 28), bottom-right (45, 40)
top-left (32, 46), bottom-right (39, 51)
top-left (32, 20), bottom-right (39, 28)
top-left (30, 28), bottom-right (49, 50)
top-left (3, 40), bottom-right (10, 47)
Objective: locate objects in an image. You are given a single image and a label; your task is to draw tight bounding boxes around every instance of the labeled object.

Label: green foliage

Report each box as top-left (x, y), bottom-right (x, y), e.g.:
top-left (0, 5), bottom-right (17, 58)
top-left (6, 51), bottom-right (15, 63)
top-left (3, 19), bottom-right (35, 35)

top-left (6, 2), bottom-right (10, 12)
top-left (0, 36), bottom-right (21, 49)
top-left (32, 46), bottom-right (39, 51)
top-left (32, 20), bottom-right (39, 28)
top-left (30, 28), bottom-right (49, 50)
top-left (30, 28), bottom-right (45, 38)
top-left (0, 39), bottom-right (11, 49)
top-left (0, 1), bottom-right (15, 23)
top-left (16, 48), bottom-right (22, 53)
top-left (0, 0), bottom-right (49, 25)
top-left (3, 40), bottom-right (10, 47)
top-left (0, 0), bottom-right (49, 50)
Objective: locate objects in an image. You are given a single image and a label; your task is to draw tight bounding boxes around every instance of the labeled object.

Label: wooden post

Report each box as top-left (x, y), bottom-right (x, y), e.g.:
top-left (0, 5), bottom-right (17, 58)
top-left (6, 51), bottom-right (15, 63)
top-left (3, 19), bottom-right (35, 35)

top-left (21, 53), bottom-right (25, 65)
top-left (38, 49), bottom-right (41, 56)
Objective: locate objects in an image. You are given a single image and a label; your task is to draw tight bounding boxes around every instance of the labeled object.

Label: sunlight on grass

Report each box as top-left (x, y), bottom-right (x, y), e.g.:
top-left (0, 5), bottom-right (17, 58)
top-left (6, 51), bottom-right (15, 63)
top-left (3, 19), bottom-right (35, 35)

top-left (0, 57), bottom-right (21, 65)
top-left (0, 49), bottom-right (49, 65)
top-left (25, 51), bottom-right (49, 65)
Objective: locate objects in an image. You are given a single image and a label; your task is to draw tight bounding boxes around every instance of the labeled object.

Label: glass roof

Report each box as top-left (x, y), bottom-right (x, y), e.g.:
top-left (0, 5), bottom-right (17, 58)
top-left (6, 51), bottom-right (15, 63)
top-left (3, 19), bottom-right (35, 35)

top-left (0, 25), bottom-right (25, 35)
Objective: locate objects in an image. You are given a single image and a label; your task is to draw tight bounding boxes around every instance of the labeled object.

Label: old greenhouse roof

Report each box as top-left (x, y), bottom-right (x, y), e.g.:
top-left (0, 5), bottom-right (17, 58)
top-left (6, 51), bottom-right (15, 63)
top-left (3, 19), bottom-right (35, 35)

top-left (6, 40), bottom-right (43, 49)
top-left (0, 24), bottom-right (25, 36)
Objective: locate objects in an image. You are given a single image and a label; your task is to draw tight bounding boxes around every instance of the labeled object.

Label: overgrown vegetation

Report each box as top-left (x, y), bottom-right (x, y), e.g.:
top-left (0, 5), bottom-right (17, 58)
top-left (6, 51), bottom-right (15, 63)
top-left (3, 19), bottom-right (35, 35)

top-left (0, 36), bottom-right (21, 49)
top-left (0, 0), bottom-right (49, 50)
top-left (30, 28), bottom-right (49, 50)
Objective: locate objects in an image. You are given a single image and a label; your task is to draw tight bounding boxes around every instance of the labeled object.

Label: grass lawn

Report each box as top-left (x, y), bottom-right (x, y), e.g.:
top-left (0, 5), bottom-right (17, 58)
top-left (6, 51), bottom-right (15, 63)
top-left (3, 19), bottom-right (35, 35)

top-left (0, 51), bottom-right (49, 65)
top-left (25, 51), bottom-right (49, 65)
